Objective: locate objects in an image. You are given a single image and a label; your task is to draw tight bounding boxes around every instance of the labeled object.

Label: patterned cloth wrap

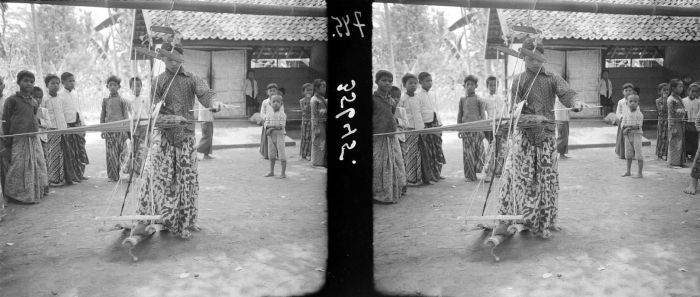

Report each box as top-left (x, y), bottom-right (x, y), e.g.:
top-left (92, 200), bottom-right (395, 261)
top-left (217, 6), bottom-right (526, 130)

top-left (155, 114), bottom-right (190, 144)
top-left (516, 114), bottom-right (555, 148)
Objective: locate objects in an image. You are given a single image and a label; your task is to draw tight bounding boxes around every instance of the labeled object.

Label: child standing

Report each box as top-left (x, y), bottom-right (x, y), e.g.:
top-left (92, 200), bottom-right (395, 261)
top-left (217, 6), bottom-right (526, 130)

top-left (397, 73), bottom-right (424, 185)
top-left (668, 78), bottom-right (687, 168)
top-left (2, 71), bottom-right (49, 203)
top-left (299, 83), bottom-right (313, 161)
top-left (33, 86), bottom-right (49, 196)
top-left (43, 74), bottom-right (67, 186)
top-left (60, 72), bottom-right (89, 182)
top-left (457, 75), bottom-right (486, 182)
top-left (656, 83), bottom-right (670, 160)
top-left (615, 83), bottom-right (635, 159)
top-left (122, 77), bottom-right (149, 176)
top-left (100, 75), bottom-right (130, 182)
top-left (621, 94), bottom-right (644, 178)
top-left (264, 95), bottom-right (287, 178)
top-left (310, 79), bottom-right (328, 167)
top-left (259, 83), bottom-right (282, 159)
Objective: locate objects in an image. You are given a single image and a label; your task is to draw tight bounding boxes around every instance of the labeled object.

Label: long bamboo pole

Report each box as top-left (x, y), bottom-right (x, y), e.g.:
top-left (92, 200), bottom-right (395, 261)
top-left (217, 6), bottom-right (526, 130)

top-left (30, 4), bottom-right (43, 80)
top-left (383, 3), bottom-right (396, 76)
top-left (1, 0), bottom-right (326, 17)
top-left (379, 0), bottom-right (700, 17)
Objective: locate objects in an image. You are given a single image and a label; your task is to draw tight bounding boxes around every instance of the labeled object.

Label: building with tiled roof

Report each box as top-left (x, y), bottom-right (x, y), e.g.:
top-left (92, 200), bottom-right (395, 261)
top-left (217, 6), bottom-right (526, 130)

top-left (485, 0), bottom-right (700, 119)
top-left (131, 0), bottom-right (327, 118)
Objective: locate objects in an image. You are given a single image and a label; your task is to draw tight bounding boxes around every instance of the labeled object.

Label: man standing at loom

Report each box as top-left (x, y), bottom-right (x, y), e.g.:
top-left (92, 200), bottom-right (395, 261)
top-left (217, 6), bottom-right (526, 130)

top-left (131, 43), bottom-right (222, 239)
top-left (494, 38), bottom-right (587, 239)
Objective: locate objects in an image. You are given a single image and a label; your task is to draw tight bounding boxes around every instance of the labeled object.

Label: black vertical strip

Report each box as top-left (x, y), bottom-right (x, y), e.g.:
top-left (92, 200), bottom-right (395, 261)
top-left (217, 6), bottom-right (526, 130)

top-left (323, 0), bottom-right (374, 296)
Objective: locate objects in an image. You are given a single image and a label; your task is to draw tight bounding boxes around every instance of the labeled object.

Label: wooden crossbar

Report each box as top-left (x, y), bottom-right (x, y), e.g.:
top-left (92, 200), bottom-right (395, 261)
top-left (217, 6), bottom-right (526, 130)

top-left (465, 215), bottom-right (524, 221)
top-left (95, 215), bottom-right (162, 221)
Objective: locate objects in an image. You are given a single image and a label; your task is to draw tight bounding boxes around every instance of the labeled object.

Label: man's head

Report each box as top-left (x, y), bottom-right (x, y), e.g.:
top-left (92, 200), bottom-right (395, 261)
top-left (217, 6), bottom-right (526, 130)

top-left (375, 70), bottom-right (393, 94)
top-left (302, 83), bottom-right (313, 98)
top-left (622, 82), bottom-right (635, 98)
top-left (463, 75), bottom-right (478, 94)
top-left (670, 78), bottom-right (684, 96)
top-left (106, 75), bottom-right (121, 94)
top-left (689, 83), bottom-right (700, 99)
top-left (522, 38), bottom-right (545, 73)
top-left (601, 70), bottom-right (609, 79)
top-left (61, 72), bottom-right (75, 91)
top-left (486, 76), bottom-right (498, 95)
top-left (17, 70), bottom-right (36, 95)
top-left (32, 86), bottom-right (43, 104)
top-left (161, 43), bottom-right (184, 73)
top-left (270, 94), bottom-right (283, 111)
top-left (402, 73), bottom-right (418, 95)
top-left (418, 72), bottom-right (432, 92)
top-left (278, 87), bottom-right (286, 96)
top-left (633, 86), bottom-right (641, 96)
top-left (627, 94), bottom-right (640, 111)
top-left (266, 83), bottom-right (278, 97)
top-left (129, 77), bottom-right (142, 96)
top-left (247, 69), bottom-right (255, 80)
top-left (313, 79), bottom-right (326, 97)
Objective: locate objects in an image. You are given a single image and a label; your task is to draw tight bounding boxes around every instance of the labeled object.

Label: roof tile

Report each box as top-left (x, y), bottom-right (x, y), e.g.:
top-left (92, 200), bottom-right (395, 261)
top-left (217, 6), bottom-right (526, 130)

top-left (144, 0), bottom-right (326, 41)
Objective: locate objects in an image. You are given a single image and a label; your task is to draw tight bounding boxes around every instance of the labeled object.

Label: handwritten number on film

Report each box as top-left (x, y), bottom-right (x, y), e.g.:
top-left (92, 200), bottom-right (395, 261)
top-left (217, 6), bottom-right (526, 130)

top-left (331, 12), bottom-right (365, 38)
top-left (336, 81), bottom-right (357, 162)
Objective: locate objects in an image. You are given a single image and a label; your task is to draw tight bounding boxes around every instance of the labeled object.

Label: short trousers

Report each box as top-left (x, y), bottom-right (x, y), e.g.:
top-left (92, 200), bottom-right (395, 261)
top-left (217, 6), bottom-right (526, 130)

top-left (267, 129), bottom-right (287, 161)
top-left (624, 133), bottom-right (643, 160)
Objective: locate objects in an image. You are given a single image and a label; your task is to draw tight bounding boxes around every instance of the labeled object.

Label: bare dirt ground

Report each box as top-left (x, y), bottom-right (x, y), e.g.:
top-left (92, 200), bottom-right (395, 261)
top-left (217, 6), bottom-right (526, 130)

top-left (0, 130), bottom-right (327, 297)
top-left (375, 131), bottom-right (700, 297)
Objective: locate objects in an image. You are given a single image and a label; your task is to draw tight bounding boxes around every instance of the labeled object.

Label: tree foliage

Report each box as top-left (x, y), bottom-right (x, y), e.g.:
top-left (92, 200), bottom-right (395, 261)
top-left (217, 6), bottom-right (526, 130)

top-left (372, 4), bottom-right (506, 123)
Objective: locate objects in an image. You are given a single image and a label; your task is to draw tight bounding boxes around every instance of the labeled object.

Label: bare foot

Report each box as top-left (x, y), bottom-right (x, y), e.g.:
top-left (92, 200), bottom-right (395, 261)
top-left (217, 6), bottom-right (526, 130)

top-left (203, 155), bottom-right (213, 160)
top-left (684, 185), bottom-right (697, 195)
top-left (188, 225), bottom-right (202, 232)
top-left (264, 172), bottom-right (274, 177)
top-left (632, 174), bottom-right (643, 179)
top-left (622, 172), bottom-right (631, 177)
top-left (549, 225), bottom-right (562, 232)
top-left (131, 223), bottom-right (148, 236)
top-left (559, 154), bottom-right (569, 159)
top-left (279, 174), bottom-right (287, 179)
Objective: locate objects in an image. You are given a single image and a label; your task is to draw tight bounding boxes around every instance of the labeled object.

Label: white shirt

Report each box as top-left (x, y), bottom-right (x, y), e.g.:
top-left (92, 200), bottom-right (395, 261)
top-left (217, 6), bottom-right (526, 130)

top-left (616, 97), bottom-right (627, 118)
top-left (260, 98), bottom-right (284, 120)
top-left (59, 89), bottom-right (80, 123)
top-left (416, 88), bottom-right (439, 124)
top-left (482, 92), bottom-right (507, 119)
top-left (126, 93), bottom-right (151, 120)
top-left (599, 78), bottom-right (612, 97)
top-left (397, 93), bottom-right (424, 130)
top-left (43, 93), bottom-right (68, 130)
top-left (682, 96), bottom-right (700, 122)
top-left (245, 78), bottom-right (258, 98)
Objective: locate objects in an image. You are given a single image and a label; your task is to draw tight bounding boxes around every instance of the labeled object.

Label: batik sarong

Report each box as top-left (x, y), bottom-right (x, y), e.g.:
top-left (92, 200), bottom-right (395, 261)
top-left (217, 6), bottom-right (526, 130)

top-left (105, 131), bottom-right (128, 181)
top-left (300, 117), bottom-right (312, 159)
top-left (136, 130), bottom-right (199, 238)
top-left (4, 136), bottom-right (49, 203)
top-left (311, 119), bottom-right (327, 167)
top-left (373, 135), bottom-right (406, 203)
top-left (46, 133), bottom-right (64, 184)
top-left (668, 121), bottom-right (686, 166)
top-left (460, 131), bottom-right (485, 181)
top-left (497, 131), bottom-right (559, 238)
top-left (400, 132), bottom-right (422, 184)
top-left (419, 117), bottom-right (446, 182)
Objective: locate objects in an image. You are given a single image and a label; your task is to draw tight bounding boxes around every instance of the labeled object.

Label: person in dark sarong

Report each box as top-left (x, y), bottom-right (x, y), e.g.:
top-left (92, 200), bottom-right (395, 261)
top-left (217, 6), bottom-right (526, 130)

top-left (196, 108), bottom-right (214, 159)
top-left (41, 74), bottom-right (67, 186)
top-left (310, 79), bottom-right (327, 167)
top-left (59, 72), bottom-right (89, 182)
top-left (2, 71), bottom-right (49, 203)
top-left (656, 83), bottom-right (670, 160)
top-left (100, 75), bottom-right (130, 181)
top-left (373, 70), bottom-right (406, 203)
top-left (495, 39), bottom-right (587, 239)
top-left (457, 75), bottom-right (486, 182)
top-left (668, 79), bottom-right (687, 168)
top-left (132, 43), bottom-right (222, 239)
top-left (416, 72), bottom-right (445, 182)
top-left (299, 83), bottom-right (313, 161)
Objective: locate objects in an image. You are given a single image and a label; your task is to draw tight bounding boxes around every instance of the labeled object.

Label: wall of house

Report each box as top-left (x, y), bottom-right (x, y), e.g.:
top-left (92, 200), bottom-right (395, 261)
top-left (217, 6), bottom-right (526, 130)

top-left (310, 43), bottom-right (327, 78)
top-left (664, 46), bottom-right (700, 80)
top-left (254, 67), bottom-right (325, 126)
top-left (607, 67), bottom-right (673, 124)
